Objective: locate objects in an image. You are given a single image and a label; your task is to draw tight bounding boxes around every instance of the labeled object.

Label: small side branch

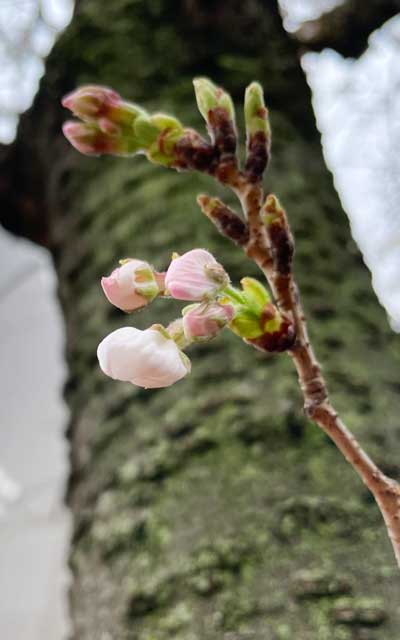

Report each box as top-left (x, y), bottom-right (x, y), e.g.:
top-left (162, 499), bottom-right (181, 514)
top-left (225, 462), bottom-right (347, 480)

top-left (197, 194), bottom-right (249, 247)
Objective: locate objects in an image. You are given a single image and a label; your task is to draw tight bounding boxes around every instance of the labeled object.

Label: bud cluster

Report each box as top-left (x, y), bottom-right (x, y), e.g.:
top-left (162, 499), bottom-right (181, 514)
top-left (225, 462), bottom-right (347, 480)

top-left (97, 246), bottom-right (295, 389)
top-left (62, 78), bottom-right (248, 177)
top-left (61, 79), bottom-right (298, 391)
top-left (62, 77), bottom-right (275, 185)
top-left (97, 249), bottom-right (234, 389)
top-left (62, 85), bottom-right (193, 167)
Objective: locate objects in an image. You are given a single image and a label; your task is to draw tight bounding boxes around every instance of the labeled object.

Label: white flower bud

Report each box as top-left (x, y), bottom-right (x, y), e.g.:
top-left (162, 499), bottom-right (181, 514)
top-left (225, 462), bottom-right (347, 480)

top-left (97, 327), bottom-right (190, 389)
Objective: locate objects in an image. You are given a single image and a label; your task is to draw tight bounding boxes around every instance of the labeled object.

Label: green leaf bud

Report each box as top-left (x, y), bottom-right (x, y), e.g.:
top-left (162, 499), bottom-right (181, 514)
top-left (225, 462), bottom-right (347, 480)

top-left (193, 77), bottom-right (235, 124)
top-left (244, 82), bottom-right (270, 137)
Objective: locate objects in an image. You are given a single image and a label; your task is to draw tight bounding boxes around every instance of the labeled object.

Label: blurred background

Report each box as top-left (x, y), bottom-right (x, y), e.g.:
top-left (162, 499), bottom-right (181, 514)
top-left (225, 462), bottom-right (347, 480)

top-left (0, 1), bottom-right (399, 639)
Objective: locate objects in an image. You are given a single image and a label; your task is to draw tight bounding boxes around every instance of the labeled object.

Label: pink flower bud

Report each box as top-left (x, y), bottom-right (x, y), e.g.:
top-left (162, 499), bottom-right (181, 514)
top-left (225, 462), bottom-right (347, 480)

top-left (62, 85), bottom-right (145, 128)
top-left (101, 259), bottom-right (165, 312)
top-left (165, 249), bottom-right (229, 301)
top-left (62, 121), bottom-right (124, 156)
top-left (182, 302), bottom-right (234, 342)
top-left (62, 85), bottom-right (122, 121)
top-left (97, 327), bottom-right (191, 389)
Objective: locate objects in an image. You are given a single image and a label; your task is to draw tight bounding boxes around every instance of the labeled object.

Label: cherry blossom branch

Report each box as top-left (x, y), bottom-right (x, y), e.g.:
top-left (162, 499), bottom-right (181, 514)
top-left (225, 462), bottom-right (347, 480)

top-left (197, 129), bottom-right (400, 570)
top-left (61, 78), bottom-right (400, 567)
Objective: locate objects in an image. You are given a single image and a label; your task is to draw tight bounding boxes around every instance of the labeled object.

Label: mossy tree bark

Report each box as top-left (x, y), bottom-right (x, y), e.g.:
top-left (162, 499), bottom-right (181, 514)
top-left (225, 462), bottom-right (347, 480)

top-left (1, 1), bottom-right (400, 638)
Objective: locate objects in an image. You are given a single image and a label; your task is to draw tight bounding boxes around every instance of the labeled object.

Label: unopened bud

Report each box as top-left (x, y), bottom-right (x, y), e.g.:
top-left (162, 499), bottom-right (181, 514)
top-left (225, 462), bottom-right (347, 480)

top-left (63, 120), bottom-right (132, 156)
top-left (62, 85), bottom-right (188, 162)
top-left (62, 121), bottom-right (140, 156)
top-left (101, 259), bottom-right (164, 312)
top-left (62, 85), bottom-right (145, 126)
top-left (165, 249), bottom-right (230, 301)
top-left (97, 326), bottom-right (191, 389)
top-left (182, 301), bottom-right (234, 342)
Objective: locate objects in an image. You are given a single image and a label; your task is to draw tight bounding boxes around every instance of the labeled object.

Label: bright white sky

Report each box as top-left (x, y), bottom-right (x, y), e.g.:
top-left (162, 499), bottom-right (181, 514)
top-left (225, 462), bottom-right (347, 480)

top-left (0, 0), bottom-right (399, 329)
top-left (279, 0), bottom-right (346, 31)
top-left (0, 0), bottom-right (73, 141)
top-left (304, 16), bottom-right (400, 329)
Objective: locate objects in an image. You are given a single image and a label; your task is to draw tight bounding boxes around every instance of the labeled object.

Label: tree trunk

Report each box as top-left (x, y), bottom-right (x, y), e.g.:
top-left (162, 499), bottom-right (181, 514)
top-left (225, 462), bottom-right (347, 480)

top-left (2, 1), bottom-right (400, 638)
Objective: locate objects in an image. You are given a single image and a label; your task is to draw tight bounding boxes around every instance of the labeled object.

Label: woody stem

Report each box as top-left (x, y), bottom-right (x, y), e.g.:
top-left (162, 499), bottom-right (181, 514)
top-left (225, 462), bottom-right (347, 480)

top-left (225, 174), bottom-right (400, 568)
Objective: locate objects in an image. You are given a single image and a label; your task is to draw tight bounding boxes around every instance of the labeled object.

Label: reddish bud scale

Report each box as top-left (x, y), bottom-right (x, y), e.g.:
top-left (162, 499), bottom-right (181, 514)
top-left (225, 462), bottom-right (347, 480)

top-left (268, 221), bottom-right (294, 276)
top-left (264, 196), bottom-right (294, 276)
top-left (245, 131), bottom-right (270, 182)
top-left (260, 302), bottom-right (278, 324)
top-left (208, 106), bottom-right (237, 157)
top-left (174, 131), bottom-right (218, 172)
top-left (246, 315), bottom-right (296, 353)
top-left (199, 197), bottom-right (249, 247)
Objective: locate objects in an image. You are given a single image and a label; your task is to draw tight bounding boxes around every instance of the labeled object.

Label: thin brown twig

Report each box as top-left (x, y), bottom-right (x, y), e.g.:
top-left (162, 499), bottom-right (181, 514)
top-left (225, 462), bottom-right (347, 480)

top-left (199, 165), bottom-right (400, 568)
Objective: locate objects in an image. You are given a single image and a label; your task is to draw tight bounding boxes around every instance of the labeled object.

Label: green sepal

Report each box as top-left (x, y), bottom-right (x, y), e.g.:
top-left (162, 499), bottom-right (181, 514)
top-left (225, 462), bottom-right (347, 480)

top-left (229, 307), bottom-right (263, 339)
top-left (220, 285), bottom-right (246, 306)
top-left (240, 277), bottom-right (270, 312)
top-left (113, 101), bottom-right (147, 127)
top-left (120, 137), bottom-right (146, 156)
top-left (148, 129), bottom-right (185, 166)
top-left (135, 280), bottom-right (159, 301)
top-left (150, 324), bottom-right (171, 340)
top-left (133, 115), bottom-right (159, 147)
top-left (131, 264), bottom-right (160, 301)
top-left (150, 113), bottom-right (183, 134)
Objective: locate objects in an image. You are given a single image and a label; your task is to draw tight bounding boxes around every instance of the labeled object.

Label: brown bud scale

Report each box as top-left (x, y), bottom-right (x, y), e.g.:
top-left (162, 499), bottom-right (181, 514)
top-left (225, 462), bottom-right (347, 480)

top-left (245, 132), bottom-right (270, 182)
top-left (246, 316), bottom-right (296, 353)
top-left (208, 107), bottom-right (237, 156)
top-left (174, 131), bottom-right (218, 172)
top-left (269, 222), bottom-right (294, 275)
top-left (211, 206), bottom-right (249, 246)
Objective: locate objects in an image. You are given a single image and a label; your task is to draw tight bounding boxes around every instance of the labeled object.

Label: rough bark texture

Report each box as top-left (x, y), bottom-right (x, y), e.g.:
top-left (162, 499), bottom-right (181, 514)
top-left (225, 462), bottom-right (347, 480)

top-left (2, 1), bottom-right (400, 638)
